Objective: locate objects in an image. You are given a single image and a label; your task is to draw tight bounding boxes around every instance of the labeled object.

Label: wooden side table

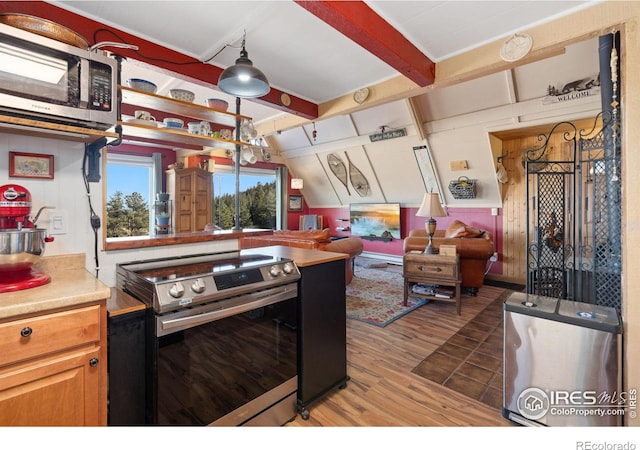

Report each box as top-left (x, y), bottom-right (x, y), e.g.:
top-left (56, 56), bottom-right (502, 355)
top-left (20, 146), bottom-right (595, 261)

top-left (403, 251), bottom-right (462, 315)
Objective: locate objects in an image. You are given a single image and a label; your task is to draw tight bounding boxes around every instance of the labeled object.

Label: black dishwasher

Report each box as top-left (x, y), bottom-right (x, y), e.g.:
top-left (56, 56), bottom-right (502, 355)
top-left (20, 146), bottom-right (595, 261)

top-left (297, 258), bottom-right (349, 419)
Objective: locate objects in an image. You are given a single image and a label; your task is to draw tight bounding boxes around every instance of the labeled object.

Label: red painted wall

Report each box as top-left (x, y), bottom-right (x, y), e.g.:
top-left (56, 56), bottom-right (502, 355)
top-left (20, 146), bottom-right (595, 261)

top-left (306, 205), bottom-right (504, 275)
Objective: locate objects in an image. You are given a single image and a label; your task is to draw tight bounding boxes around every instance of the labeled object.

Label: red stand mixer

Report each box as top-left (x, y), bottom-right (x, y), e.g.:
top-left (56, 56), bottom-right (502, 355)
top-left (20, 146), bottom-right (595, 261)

top-left (0, 184), bottom-right (54, 293)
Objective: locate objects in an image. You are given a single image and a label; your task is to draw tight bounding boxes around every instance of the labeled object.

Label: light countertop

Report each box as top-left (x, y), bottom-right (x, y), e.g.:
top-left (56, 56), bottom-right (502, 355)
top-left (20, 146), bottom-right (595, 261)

top-left (2, 247), bottom-right (347, 319)
top-left (241, 245), bottom-right (348, 267)
top-left (0, 253), bottom-right (111, 321)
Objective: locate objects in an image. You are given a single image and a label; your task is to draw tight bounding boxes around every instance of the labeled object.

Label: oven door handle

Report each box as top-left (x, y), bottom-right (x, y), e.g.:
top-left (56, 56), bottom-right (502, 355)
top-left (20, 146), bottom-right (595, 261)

top-left (157, 285), bottom-right (297, 336)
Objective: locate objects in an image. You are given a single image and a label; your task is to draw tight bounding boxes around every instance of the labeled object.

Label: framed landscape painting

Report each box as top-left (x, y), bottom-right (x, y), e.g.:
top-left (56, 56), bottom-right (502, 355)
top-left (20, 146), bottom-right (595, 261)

top-left (9, 151), bottom-right (54, 179)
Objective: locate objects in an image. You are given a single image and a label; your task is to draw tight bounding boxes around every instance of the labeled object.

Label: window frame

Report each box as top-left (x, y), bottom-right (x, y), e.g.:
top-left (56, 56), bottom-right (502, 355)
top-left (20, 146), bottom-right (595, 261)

top-left (212, 164), bottom-right (279, 229)
top-left (105, 152), bottom-right (156, 237)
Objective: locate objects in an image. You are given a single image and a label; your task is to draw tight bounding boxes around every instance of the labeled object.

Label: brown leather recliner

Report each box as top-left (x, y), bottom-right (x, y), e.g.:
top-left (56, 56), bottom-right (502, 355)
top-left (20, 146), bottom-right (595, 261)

top-left (403, 220), bottom-right (494, 295)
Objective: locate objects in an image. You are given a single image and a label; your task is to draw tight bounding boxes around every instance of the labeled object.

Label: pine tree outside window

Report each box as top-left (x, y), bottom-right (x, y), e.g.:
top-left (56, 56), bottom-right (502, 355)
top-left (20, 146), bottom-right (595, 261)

top-left (106, 153), bottom-right (154, 237)
top-left (213, 166), bottom-right (277, 230)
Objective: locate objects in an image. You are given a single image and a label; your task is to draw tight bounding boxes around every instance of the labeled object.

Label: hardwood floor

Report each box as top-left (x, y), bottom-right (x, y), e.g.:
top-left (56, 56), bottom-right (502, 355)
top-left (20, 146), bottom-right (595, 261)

top-left (288, 263), bottom-right (513, 427)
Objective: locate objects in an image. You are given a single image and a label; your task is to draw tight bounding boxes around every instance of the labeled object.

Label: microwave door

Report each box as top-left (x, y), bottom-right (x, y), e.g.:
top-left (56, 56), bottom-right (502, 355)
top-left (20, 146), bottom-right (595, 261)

top-left (0, 42), bottom-right (67, 84)
top-left (0, 40), bottom-right (85, 120)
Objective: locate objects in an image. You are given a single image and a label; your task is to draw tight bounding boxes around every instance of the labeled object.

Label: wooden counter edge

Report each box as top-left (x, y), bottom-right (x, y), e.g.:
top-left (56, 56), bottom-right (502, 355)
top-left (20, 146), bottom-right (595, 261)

top-left (104, 228), bottom-right (273, 251)
top-left (241, 245), bottom-right (348, 267)
top-left (107, 287), bottom-right (147, 317)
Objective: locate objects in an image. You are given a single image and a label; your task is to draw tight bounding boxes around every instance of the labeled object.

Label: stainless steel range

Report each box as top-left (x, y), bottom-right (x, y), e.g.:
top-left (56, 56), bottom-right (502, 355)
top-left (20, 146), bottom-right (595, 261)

top-left (116, 250), bottom-right (300, 426)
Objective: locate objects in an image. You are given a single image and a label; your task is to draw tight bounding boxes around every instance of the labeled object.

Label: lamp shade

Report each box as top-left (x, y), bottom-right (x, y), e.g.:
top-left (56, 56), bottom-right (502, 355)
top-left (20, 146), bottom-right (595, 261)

top-left (416, 193), bottom-right (445, 218)
top-left (218, 47), bottom-right (270, 98)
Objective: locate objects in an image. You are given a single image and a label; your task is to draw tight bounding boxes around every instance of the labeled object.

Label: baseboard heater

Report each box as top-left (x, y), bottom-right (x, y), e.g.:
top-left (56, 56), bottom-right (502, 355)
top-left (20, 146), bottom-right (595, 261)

top-left (360, 251), bottom-right (403, 265)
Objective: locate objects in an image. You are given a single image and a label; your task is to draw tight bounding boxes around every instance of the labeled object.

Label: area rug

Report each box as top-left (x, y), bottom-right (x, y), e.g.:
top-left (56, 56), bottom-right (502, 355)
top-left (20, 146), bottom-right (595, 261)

top-left (346, 266), bottom-right (427, 327)
top-left (411, 289), bottom-right (512, 410)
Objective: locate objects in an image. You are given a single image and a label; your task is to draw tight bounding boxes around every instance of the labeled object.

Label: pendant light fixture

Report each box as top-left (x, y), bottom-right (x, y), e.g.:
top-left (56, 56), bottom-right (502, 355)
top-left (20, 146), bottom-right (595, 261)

top-left (218, 34), bottom-right (270, 98)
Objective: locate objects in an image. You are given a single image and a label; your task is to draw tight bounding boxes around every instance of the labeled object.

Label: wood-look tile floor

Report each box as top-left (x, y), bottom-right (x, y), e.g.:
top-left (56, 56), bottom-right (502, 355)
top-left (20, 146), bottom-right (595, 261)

top-left (287, 261), bottom-right (514, 427)
top-left (411, 292), bottom-right (508, 410)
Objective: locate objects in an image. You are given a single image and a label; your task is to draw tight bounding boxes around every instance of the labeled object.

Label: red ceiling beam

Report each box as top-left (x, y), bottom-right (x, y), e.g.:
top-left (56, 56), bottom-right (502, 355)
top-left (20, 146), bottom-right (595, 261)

top-left (0, 1), bottom-right (318, 119)
top-left (295, 1), bottom-right (435, 87)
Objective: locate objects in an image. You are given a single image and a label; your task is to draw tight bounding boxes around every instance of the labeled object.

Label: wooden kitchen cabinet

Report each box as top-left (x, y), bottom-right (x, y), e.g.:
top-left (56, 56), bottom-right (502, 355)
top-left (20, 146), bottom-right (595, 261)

top-left (167, 167), bottom-right (213, 233)
top-left (0, 302), bottom-right (107, 426)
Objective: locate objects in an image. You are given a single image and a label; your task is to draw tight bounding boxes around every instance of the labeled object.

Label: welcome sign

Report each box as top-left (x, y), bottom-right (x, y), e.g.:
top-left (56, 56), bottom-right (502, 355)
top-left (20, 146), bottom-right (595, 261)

top-left (369, 128), bottom-right (406, 142)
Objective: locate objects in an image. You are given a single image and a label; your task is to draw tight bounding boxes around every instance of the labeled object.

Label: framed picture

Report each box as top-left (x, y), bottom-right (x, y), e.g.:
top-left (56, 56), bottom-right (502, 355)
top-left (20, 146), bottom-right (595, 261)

top-left (288, 194), bottom-right (303, 211)
top-left (9, 152), bottom-right (54, 179)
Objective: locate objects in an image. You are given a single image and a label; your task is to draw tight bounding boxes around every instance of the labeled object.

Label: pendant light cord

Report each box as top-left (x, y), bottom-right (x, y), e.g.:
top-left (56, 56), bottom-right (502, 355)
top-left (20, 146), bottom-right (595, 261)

top-left (92, 28), bottom-right (243, 65)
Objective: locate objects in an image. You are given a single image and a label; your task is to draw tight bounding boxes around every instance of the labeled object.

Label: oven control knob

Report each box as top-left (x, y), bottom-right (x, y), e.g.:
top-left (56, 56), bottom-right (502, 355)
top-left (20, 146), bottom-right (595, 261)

top-left (168, 282), bottom-right (185, 298)
top-left (283, 262), bottom-right (296, 275)
top-left (269, 265), bottom-right (282, 277)
top-left (191, 278), bottom-right (206, 294)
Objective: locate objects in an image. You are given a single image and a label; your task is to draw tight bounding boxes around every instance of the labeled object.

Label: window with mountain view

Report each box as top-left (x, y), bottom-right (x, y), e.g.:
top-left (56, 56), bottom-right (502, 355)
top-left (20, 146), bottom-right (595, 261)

top-left (106, 153), bottom-right (153, 237)
top-left (213, 167), bottom-right (277, 230)
top-left (106, 155), bottom-right (278, 237)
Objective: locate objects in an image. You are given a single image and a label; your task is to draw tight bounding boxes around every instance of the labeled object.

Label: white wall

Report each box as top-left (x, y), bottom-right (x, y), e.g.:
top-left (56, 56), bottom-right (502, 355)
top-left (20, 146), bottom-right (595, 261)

top-left (423, 92), bottom-right (603, 207)
top-left (0, 133), bottom-right (90, 256)
top-left (0, 132), bottom-right (238, 287)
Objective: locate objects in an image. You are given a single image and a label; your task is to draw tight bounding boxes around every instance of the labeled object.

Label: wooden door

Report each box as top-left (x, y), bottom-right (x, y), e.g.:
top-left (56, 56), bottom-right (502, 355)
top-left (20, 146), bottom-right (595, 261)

top-left (0, 346), bottom-right (104, 426)
top-left (193, 169), bottom-right (212, 231)
top-left (176, 169), bottom-right (195, 233)
top-left (169, 168), bottom-right (212, 232)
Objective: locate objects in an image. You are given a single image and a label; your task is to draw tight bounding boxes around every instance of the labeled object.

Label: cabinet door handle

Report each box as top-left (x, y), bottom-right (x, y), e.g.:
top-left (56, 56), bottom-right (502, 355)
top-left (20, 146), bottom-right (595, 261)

top-left (89, 358), bottom-right (99, 367)
top-left (20, 327), bottom-right (32, 338)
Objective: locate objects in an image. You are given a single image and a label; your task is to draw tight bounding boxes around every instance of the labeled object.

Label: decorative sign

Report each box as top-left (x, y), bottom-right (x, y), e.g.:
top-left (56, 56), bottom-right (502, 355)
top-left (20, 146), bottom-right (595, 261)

top-left (542, 86), bottom-right (600, 105)
top-left (369, 128), bottom-right (406, 142)
top-left (542, 75), bottom-right (600, 105)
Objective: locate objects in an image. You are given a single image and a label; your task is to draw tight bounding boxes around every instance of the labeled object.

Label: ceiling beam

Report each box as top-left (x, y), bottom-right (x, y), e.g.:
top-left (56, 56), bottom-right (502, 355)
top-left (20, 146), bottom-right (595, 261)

top-left (294, 0), bottom-right (435, 87)
top-left (0, 1), bottom-right (318, 119)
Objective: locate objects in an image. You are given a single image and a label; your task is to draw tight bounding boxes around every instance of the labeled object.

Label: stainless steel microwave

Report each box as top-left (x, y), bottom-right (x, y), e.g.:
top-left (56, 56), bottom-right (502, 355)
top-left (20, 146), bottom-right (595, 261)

top-left (0, 22), bottom-right (118, 130)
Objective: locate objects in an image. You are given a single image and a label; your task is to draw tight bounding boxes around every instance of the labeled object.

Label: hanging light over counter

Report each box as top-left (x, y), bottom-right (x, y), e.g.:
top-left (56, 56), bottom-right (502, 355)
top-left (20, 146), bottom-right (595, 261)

top-left (218, 36), bottom-right (270, 98)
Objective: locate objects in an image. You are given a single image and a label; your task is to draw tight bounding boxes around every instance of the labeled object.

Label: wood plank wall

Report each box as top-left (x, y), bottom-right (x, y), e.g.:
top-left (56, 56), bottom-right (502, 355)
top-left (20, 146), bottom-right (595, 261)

top-left (492, 118), bottom-right (598, 284)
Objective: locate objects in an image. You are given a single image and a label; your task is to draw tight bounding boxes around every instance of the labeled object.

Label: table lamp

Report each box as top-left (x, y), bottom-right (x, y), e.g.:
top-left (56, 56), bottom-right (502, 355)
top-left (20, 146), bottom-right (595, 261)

top-left (416, 193), bottom-right (446, 254)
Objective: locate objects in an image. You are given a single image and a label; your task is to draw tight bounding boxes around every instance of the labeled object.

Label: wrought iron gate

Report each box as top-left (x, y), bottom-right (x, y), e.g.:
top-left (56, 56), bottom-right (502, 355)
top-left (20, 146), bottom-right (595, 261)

top-left (525, 113), bottom-right (622, 311)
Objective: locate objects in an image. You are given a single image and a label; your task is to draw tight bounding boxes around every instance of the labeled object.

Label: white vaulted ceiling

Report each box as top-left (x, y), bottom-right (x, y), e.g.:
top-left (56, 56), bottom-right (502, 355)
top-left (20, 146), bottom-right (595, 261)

top-left (53, 0), bottom-right (601, 111)
top-left (45, 1), bottom-right (604, 208)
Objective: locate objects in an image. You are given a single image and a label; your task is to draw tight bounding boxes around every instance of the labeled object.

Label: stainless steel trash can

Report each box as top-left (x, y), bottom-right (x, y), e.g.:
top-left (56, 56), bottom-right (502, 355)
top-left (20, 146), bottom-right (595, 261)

top-left (503, 291), bottom-right (622, 426)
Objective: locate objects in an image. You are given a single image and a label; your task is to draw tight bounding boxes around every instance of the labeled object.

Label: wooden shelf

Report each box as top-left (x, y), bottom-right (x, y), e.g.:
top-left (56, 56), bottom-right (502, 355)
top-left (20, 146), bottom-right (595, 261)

top-left (118, 121), bottom-right (247, 150)
top-left (120, 86), bottom-right (251, 127)
top-left (119, 86), bottom-right (255, 150)
top-left (0, 114), bottom-right (118, 144)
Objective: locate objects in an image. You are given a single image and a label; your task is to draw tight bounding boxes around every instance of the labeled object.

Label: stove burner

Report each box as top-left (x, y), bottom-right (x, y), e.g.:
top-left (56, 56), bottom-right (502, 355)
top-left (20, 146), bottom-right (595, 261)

top-left (133, 254), bottom-right (273, 282)
top-left (116, 251), bottom-right (300, 314)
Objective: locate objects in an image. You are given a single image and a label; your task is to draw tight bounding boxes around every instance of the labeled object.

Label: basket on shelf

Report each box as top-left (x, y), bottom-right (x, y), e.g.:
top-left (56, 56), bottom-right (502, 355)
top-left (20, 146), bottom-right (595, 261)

top-left (448, 176), bottom-right (476, 199)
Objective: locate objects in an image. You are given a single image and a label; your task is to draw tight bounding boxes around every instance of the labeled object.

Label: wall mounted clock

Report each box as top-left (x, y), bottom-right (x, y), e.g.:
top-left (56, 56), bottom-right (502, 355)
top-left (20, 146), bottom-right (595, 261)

top-left (353, 87), bottom-right (370, 104)
top-left (500, 33), bottom-right (533, 62)
top-left (279, 92), bottom-right (291, 107)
